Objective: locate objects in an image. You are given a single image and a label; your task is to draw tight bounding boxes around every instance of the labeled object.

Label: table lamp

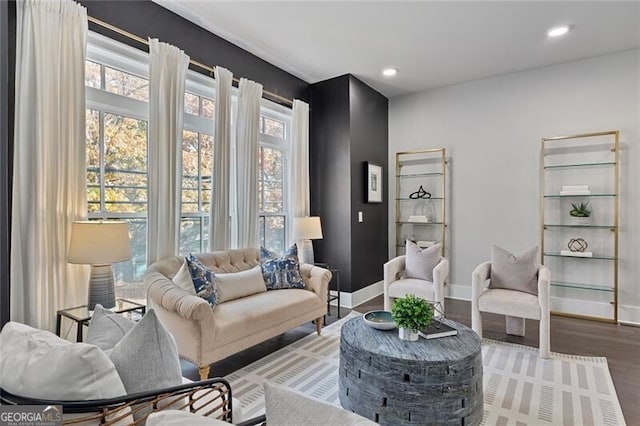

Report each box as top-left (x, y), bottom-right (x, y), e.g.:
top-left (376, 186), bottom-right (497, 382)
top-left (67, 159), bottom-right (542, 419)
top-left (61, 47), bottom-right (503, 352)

top-left (293, 216), bottom-right (323, 264)
top-left (67, 220), bottom-right (132, 310)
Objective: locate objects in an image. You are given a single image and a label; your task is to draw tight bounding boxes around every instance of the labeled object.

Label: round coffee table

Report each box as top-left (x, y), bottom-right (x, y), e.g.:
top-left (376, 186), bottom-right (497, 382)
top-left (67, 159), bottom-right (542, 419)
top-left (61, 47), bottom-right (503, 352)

top-left (339, 316), bottom-right (483, 425)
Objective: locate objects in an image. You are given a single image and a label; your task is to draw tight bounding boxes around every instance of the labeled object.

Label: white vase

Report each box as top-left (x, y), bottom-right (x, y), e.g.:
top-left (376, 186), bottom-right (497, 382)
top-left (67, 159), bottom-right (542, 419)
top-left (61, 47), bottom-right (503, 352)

top-left (398, 327), bottom-right (419, 341)
top-left (569, 216), bottom-right (591, 226)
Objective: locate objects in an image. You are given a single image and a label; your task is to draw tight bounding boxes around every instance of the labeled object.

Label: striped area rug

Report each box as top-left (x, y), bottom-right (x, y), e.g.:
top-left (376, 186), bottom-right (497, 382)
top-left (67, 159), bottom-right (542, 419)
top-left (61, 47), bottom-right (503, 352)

top-left (225, 313), bottom-right (625, 425)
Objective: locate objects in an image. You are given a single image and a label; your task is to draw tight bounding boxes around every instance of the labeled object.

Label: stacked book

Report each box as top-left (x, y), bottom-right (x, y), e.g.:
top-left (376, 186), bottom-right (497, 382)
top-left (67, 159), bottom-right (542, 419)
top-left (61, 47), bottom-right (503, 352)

top-left (418, 321), bottom-right (458, 340)
top-left (560, 185), bottom-right (591, 195)
top-left (560, 250), bottom-right (593, 257)
top-left (407, 215), bottom-right (432, 223)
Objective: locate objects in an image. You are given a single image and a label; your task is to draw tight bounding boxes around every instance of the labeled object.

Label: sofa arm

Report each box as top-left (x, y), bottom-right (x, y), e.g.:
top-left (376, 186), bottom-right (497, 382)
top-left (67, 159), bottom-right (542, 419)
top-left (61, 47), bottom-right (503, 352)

top-left (471, 261), bottom-right (492, 305)
top-left (145, 269), bottom-right (212, 322)
top-left (432, 257), bottom-right (449, 307)
top-left (300, 264), bottom-right (331, 306)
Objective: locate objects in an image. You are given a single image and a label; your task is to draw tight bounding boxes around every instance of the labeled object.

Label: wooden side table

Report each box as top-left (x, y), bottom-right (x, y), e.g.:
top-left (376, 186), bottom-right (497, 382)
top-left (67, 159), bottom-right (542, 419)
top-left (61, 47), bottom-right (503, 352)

top-left (55, 298), bottom-right (146, 342)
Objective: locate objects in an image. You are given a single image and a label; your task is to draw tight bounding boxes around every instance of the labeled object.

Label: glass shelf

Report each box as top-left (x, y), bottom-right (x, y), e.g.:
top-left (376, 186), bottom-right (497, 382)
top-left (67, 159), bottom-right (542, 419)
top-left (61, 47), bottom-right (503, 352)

top-left (543, 193), bottom-right (616, 198)
top-left (544, 161), bottom-right (616, 170)
top-left (543, 224), bottom-right (616, 229)
top-left (544, 252), bottom-right (616, 260)
top-left (550, 281), bottom-right (614, 292)
top-left (396, 221), bottom-right (444, 225)
top-left (396, 197), bottom-right (444, 201)
top-left (396, 172), bottom-right (443, 178)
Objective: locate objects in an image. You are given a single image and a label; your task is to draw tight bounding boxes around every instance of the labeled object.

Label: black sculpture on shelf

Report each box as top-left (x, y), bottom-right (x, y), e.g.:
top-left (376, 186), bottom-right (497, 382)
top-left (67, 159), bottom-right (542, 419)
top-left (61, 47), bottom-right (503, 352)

top-left (568, 238), bottom-right (588, 252)
top-left (409, 185), bottom-right (431, 200)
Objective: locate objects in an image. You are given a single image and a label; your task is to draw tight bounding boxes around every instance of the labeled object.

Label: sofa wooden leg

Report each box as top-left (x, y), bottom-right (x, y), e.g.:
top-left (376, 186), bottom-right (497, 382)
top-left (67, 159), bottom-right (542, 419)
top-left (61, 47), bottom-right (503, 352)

top-left (198, 364), bottom-right (210, 381)
top-left (316, 317), bottom-right (323, 335)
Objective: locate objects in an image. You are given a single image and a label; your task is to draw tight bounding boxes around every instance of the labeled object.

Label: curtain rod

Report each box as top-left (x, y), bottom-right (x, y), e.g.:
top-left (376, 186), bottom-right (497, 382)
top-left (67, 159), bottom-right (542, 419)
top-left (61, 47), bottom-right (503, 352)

top-left (87, 16), bottom-right (294, 108)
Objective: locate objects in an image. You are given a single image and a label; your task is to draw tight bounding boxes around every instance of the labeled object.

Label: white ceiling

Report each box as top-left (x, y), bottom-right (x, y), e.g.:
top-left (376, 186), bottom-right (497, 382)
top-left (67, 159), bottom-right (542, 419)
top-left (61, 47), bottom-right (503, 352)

top-left (153, 1), bottom-right (640, 98)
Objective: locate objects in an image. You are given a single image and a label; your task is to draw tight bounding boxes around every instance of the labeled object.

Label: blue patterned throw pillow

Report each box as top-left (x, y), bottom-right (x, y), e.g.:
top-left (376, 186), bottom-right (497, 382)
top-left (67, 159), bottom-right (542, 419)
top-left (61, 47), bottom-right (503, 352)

top-left (185, 254), bottom-right (218, 306)
top-left (260, 244), bottom-right (305, 290)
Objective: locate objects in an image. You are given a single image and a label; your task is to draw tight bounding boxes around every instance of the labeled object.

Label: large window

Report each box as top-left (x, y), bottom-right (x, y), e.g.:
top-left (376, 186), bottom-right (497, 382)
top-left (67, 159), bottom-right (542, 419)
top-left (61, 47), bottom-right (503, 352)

top-left (85, 41), bottom-right (149, 286)
top-left (85, 33), bottom-right (293, 295)
top-left (258, 112), bottom-right (290, 253)
top-left (180, 83), bottom-right (215, 255)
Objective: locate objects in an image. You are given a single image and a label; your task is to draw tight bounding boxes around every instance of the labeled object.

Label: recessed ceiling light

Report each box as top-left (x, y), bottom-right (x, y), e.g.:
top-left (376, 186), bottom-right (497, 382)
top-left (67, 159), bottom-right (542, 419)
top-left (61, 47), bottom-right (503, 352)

top-left (382, 68), bottom-right (398, 77)
top-left (547, 25), bottom-right (571, 38)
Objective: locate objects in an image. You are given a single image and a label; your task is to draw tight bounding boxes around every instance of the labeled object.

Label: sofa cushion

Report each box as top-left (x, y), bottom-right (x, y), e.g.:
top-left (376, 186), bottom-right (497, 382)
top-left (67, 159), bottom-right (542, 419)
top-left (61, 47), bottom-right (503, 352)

top-left (489, 245), bottom-right (539, 295)
top-left (260, 245), bottom-right (304, 290)
top-left (404, 240), bottom-right (441, 281)
top-left (173, 260), bottom-right (197, 295)
top-left (216, 265), bottom-right (267, 303)
top-left (0, 322), bottom-right (126, 400)
top-left (212, 289), bottom-right (321, 347)
top-left (186, 253), bottom-right (218, 305)
top-left (86, 304), bottom-right (136, 351)
top-left (108, 310), bottom-right (182, 395)
top-left (264, 382), bottom-right (377, 426)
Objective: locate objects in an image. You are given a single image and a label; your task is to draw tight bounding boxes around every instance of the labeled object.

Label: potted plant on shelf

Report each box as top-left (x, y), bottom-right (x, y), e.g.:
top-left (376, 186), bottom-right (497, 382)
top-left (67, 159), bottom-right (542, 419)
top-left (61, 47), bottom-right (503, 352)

top-left (391, 294), bottom-right (433, 341)
top-left (569, 202), bottom-right (592, 225)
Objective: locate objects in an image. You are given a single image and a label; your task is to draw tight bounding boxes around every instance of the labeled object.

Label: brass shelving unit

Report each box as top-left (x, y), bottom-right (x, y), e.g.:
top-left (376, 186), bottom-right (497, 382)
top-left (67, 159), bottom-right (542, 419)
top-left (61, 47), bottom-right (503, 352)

top-left (395, 148), bottom-right (447, 257)
top-left (540, 131), bottom-right (619, 323)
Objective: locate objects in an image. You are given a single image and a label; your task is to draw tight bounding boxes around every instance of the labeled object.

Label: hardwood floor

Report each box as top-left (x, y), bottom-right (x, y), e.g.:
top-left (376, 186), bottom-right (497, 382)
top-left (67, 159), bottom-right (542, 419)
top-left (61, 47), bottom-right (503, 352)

top-left (183, 297), bottom-right (640, 424)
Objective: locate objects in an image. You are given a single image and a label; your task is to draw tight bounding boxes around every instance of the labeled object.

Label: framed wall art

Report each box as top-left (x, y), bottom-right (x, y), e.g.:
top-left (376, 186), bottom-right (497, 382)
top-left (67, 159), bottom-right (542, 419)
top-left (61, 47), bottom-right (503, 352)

top-left (366, 162), bottom-right (383, 203)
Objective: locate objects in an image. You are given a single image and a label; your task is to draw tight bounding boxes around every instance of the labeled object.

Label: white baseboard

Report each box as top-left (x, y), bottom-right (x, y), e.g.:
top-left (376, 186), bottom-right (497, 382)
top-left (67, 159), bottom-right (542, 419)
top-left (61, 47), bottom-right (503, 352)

top-left (330, 280), bottom-right (384, 309)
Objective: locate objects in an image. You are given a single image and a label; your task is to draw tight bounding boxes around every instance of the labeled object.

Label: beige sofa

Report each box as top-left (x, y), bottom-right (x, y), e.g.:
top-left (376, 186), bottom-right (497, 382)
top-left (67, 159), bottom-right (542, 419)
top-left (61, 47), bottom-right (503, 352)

top-left (144, 248), bottom-right (331, 380)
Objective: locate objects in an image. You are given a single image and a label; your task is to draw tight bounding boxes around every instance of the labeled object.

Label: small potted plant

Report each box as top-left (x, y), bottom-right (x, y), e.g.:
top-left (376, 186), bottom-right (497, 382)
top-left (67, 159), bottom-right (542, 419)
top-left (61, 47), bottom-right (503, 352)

top-left (569, 202), bottom-right (592, 225)
top-left (391, 294), bottom-right (433, 341)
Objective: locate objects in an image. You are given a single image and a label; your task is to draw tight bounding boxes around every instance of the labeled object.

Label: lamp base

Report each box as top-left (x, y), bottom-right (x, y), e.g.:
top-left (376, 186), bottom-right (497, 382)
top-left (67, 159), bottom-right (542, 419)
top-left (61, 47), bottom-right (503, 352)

top-left (88, 264), bottom-right (116, 310)
top-left (299, 239), bottom-right (315, 264)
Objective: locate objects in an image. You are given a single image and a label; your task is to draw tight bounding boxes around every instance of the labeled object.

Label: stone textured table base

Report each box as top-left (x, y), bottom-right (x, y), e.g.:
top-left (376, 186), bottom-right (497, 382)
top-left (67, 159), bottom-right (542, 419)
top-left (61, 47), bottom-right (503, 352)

top-left (339, 317), bottom-right (483, 425)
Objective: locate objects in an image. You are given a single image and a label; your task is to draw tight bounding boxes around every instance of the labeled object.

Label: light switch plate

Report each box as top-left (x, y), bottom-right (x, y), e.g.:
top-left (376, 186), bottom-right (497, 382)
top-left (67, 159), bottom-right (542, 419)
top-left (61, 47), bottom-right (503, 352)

top-left (358, 211), bottom-right (363, 222)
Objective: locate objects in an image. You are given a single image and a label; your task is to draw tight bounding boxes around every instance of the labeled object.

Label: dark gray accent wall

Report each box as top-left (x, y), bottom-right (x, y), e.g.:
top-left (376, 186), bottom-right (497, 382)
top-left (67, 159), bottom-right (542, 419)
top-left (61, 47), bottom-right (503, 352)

top-left (310, 75), bottom-right (388, 294)
top-left (310, 76), bottom-right (352, 290)
top-left (348, 77), bottom-right (389, 290)
top-left (78, 0), bottom-right (309, 104)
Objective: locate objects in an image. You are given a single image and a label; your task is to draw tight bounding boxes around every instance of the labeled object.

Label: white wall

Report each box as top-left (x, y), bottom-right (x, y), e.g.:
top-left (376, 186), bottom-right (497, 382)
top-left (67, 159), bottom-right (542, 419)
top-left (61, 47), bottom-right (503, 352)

top-left (389, 49), bottom-right (640, 323)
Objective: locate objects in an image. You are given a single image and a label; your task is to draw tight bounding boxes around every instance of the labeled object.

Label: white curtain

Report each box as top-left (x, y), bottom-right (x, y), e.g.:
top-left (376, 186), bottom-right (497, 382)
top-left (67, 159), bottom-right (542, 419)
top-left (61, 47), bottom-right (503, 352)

top-left (235, 78), bottom-right (263, 248)
top-left (147, 39), bottom-right (189, 265)
top-left (291, 100), bottom-right (310, 218)
top-left (11, 0), bottom-right (88, 331)
top-left (209, 67), bottom-right (233, 250)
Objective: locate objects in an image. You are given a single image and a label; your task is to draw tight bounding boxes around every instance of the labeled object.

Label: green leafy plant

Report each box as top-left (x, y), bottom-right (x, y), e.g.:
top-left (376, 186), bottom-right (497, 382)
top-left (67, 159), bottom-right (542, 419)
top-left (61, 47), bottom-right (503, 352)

top-left (391, 294), bottom-right (433, 331)
top-left (569, 202), bottom-right (591, 218)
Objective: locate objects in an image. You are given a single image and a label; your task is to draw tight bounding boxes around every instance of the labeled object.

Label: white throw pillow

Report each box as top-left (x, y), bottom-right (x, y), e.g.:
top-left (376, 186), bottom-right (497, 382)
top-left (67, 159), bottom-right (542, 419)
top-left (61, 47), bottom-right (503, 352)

top-left (108, 310), bottom-right (183, 395)
top-left (0, 322), bottom-right (126, 400)
top-left (489, 245), bottom-right (539, 295)
top-left (215, 265), bottom-right (267, 303)
top-left (264, 382), bottom-right (377, 426)
top-left (403, 241), bottom-right (441, 281)
top-left (86, 304), bottom-right (136, 351)
top-left (173, 260), bottom-right (197, 295)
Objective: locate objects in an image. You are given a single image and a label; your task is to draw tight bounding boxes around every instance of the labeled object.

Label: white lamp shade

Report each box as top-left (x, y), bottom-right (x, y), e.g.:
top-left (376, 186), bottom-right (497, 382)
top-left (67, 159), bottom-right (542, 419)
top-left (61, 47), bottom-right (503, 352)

top-left (293, 216), bottom-right (323, 240)
top-left (67, 221), bottom-right (132, 265)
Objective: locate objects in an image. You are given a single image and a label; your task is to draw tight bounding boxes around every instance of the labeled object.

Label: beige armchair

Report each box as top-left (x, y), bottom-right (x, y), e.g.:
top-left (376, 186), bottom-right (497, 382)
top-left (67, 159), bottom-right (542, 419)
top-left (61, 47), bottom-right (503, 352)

top-left (471, 261), bottom-right (551, 359)
top-left (383, 255), bottom-right (449, 312)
